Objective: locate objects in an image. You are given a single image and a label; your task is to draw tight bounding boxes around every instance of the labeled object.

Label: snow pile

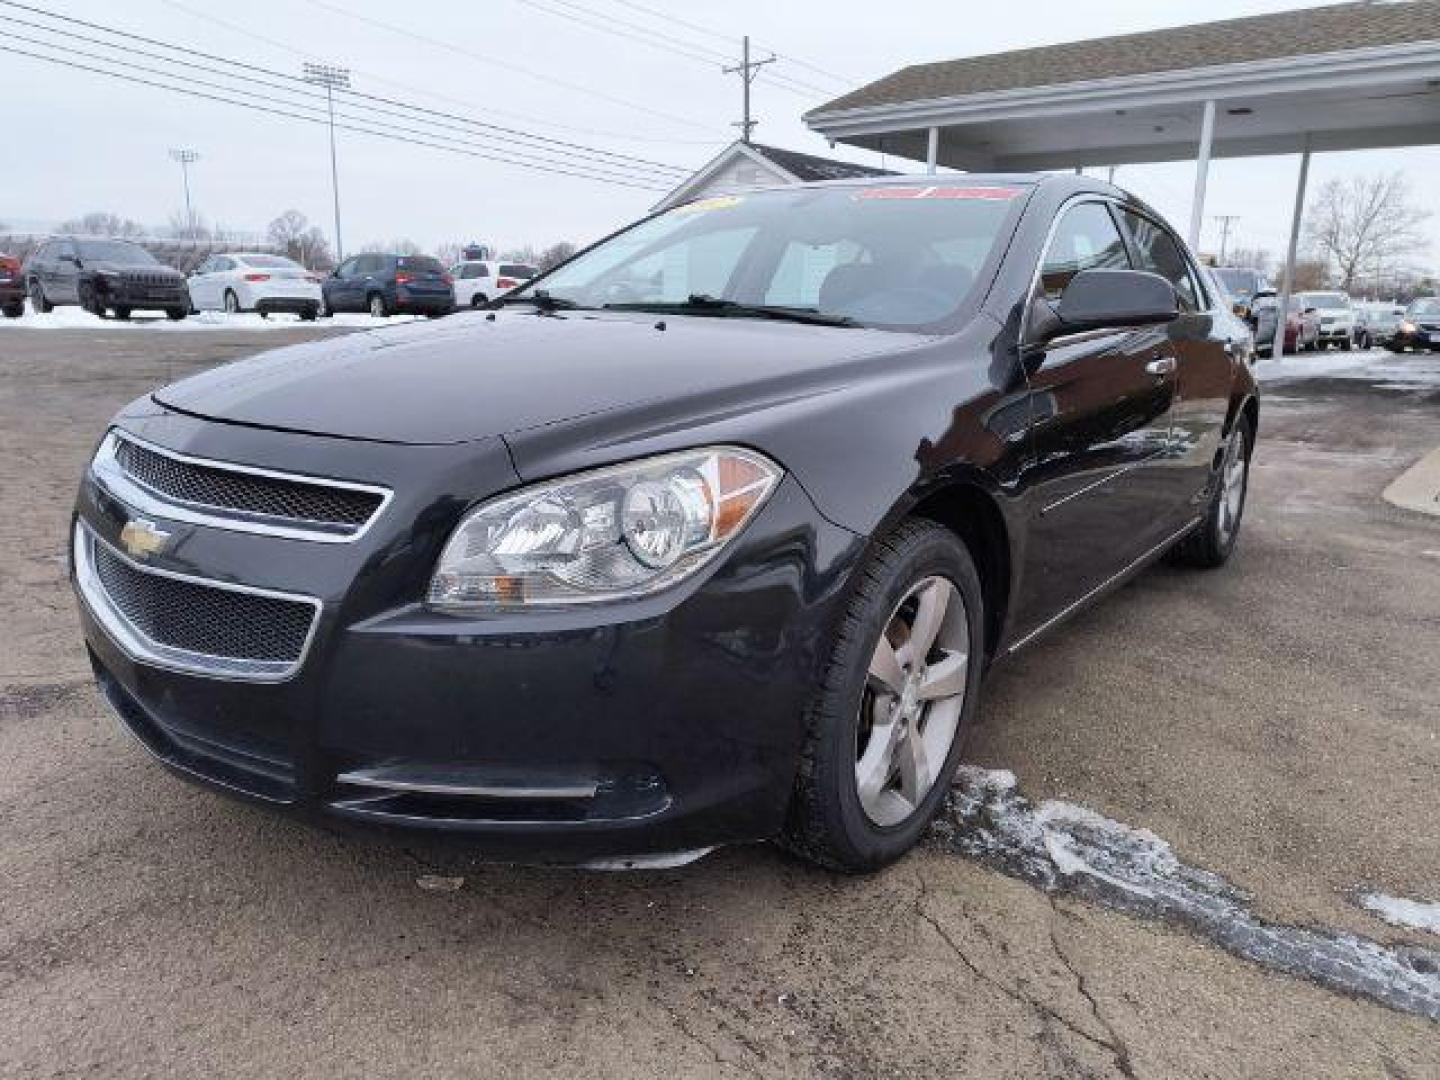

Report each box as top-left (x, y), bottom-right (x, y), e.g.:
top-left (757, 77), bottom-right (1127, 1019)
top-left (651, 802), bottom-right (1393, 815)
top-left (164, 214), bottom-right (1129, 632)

top-left (939, 767), bottom-right (1440, 1021)
top-left (1360, 894), bottom-right (1440, 937)
top-left (0, 306), bottom-right (426, 332)
top-left (1255, 349), bottom-right (1440, 390)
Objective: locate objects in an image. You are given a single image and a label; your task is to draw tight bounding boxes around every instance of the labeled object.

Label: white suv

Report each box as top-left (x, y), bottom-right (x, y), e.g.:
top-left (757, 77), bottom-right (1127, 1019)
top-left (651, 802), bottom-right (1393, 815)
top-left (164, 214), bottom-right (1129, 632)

top-left (450, 260), bottom-right (537, 309)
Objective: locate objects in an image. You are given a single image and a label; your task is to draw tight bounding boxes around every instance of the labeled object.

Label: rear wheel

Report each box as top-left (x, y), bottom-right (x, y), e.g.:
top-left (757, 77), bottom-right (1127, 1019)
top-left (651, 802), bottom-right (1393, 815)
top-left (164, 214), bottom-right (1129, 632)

top-left (470, 292), bottom-right (489, 309)
top-left (300, 305), bottom-right (318, 322)
top-left (166, 308), bottom-right (186, 321)
top-left (1170, 411), bottom-right (1252, 569)
top-left (783, 520), bottom-right (983, 872)
top-left (223, 290), bottom-right (241, 315)
top-left (28, 279), bottom-right (52, 314)
top-left (112, 306), bottom-right (131, 321)
top-left (368, 292), bottom-right (390, 318)
top-left (2, 303), bottom-right (23, 319)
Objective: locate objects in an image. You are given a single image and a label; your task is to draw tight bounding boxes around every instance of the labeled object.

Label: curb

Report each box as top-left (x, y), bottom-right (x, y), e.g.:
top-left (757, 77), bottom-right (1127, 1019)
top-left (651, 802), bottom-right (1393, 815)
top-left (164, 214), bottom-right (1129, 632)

top-left (1383, 447), bottom-right (1440, 517)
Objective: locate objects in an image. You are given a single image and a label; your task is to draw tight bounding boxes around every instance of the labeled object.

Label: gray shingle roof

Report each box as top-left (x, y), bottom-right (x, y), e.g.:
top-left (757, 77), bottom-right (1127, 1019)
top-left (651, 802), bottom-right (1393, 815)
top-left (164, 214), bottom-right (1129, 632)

top-left (748, 143), bottom-right (895, 181)
top-left (808, 1), bottom-right (1440, 115)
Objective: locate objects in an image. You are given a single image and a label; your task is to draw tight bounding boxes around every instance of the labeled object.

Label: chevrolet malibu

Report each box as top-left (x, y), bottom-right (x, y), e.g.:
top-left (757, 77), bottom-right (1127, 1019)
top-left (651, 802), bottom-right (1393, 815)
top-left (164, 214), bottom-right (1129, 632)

top-left (72, 175), bottom-right (1257, 872)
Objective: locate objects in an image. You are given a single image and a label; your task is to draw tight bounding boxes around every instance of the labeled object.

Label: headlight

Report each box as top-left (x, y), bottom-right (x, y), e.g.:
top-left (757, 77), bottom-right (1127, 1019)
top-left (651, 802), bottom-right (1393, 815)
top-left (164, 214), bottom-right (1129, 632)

top-left (427, 447), bottom-right (782, 610)
top-left (1399, 321), bottom-right (1417, 334)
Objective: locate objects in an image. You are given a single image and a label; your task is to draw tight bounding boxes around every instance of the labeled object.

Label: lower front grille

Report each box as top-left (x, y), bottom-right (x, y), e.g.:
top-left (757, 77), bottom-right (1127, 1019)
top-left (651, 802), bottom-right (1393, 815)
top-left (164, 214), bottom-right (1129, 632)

top-left (74, 523), bottom-right (320, 682)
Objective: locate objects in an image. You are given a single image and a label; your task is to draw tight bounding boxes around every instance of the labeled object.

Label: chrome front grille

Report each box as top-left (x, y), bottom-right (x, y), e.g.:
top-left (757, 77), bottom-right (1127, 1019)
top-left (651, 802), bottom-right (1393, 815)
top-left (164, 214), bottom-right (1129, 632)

top-left (74, 523), bottom-right (321, 681)
top-left (93, 432), bottom-right (390, 542)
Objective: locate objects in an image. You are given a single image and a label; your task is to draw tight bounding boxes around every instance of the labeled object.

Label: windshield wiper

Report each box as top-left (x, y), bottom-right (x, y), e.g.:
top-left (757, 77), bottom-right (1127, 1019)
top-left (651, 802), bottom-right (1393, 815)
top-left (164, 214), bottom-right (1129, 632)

top-left (500, 288), bottom-right (587, 311)
top-left (604, 294), bottom-right (857, 327)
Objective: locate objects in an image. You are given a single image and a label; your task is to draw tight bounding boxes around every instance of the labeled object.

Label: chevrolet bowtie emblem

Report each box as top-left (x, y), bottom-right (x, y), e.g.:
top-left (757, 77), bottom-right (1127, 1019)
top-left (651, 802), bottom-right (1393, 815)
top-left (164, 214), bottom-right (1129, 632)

top-left (119, 518), bottom-right (171, 560)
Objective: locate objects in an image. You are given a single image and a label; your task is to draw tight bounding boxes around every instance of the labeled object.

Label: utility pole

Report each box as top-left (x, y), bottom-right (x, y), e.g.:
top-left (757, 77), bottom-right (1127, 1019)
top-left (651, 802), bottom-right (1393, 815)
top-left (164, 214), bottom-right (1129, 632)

top-left (1212, 214), bottom-right (1240, 264)
top-left (168, 148), bottom-right (199, 238)
top-left (723, 36), bottom-right (774, 143)
top-left (303, 62), bottom-right (351, 261)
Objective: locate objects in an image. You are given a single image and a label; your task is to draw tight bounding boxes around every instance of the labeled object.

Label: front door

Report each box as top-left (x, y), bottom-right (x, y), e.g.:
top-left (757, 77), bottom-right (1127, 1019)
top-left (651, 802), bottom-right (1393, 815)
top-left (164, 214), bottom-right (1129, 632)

top-left (1013, 199), bottom-right (1183, 637)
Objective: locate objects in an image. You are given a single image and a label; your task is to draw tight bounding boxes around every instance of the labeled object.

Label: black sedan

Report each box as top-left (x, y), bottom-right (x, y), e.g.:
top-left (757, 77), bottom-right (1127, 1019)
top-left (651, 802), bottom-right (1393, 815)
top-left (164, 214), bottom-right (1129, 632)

top-left (72, 176), bottom-right (1257, 872)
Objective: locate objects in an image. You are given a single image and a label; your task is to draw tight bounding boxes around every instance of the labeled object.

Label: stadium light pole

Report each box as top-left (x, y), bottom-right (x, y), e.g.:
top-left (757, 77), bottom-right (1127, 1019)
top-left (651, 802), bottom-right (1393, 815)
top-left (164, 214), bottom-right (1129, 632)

top-left (168, 148), bottom-right (200, 238)
top-left (303, 62), bottom-right (350, 261)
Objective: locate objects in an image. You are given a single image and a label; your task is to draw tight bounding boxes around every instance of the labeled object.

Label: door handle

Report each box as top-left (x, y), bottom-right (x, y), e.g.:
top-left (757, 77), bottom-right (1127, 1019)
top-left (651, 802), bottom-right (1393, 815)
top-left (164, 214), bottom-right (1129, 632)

top-left (1145, 356), bottom-right (1177, 376)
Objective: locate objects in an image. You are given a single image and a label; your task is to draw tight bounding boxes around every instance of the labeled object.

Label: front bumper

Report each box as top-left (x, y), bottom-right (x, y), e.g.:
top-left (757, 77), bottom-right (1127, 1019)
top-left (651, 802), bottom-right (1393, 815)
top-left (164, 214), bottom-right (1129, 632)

top-left (1390, 328), bottom-right (1440, 351)
top-left (97, 279), bottom-right (189, 308)
top-left (73, 406), bottom-right (861, 861)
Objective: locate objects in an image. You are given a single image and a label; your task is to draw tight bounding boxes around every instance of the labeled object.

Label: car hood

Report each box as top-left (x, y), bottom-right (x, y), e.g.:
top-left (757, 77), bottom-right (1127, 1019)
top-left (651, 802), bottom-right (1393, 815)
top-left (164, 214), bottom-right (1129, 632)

top-left (152, 309), bottom-right (926, 445)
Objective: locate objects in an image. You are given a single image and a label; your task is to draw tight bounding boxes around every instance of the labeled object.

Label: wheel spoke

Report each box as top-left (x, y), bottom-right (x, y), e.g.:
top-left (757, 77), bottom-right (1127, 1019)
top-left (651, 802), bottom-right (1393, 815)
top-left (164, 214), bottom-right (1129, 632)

top-left (916, 652), bottom-right (968, 701)
top-left (908, 580), bottom-right (949, 661)
top-left (895, 729), bottom-right (931, 806)
top-left (855, 718), bottom-right (902, 808)
top-left (867, 635), bottom-right (905, 696)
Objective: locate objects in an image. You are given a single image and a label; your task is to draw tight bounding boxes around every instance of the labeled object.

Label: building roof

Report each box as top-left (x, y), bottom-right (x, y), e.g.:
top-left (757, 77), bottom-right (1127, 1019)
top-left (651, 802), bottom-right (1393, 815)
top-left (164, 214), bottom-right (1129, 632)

top-left (651, 140), bottom-right (894, 212)
top-left (745, 143), bottom-right (895, 182)
top-left (809, 1), bottom-right (1440, 116)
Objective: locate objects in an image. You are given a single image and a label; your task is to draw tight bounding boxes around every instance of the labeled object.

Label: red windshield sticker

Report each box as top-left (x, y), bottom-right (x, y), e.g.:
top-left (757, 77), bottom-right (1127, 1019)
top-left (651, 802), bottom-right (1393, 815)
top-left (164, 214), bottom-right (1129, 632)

top-left (855, 185), bottom-right (1022, 201)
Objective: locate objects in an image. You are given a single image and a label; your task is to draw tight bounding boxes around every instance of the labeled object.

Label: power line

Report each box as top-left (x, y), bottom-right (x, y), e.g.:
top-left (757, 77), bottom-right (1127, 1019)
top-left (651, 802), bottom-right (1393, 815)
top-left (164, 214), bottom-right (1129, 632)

top-left (2, 1), bottom-right (692, 176)
top-left (0, 42), bottom-right (673, 191)
top-left (154, 0), bottom-right (720, 146)
top-left (2, 24), bottom-right (676, 187)
top-left (297, 0), bottom-right (711, 134)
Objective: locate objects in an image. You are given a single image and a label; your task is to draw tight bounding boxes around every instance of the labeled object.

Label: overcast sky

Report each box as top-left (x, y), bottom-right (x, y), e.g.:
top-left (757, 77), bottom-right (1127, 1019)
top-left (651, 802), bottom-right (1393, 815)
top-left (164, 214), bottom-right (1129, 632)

top-left (2, 0), bottom-right (1437, 267)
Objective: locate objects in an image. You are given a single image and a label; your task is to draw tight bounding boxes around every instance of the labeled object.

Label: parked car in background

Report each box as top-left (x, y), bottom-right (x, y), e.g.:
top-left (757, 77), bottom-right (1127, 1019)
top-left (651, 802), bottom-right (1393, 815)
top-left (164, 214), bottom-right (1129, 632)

top-left (1212, 266), bottom-right (1270, 324)
top-left (450, 260), bottom-right (538, 308)
top-left (0, 253), bottom-right (24, 318)
top-left (189, 253), bottom-right (322, 320)
top-left (24, 237), bottom-right (189, 321)
top-left (1354, 301), bottom-right (1404, 349)
top-left (322, 253), bottom-right (454, 318)
top-left (1199, 264), bottom-right (1255, 363)
top-left (72, 174), bottom-right (1259, 872)
top-left (1251, 292), bottom-right (1319, 355)
top-left (1295, 291), bottom-right (1356, 350)
top-left (1388, 296), bottom-right (1440, 353)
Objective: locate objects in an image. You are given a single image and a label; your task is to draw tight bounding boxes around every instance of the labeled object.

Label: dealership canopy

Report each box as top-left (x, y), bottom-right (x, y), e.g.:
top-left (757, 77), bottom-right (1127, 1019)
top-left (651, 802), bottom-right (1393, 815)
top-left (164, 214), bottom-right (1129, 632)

top-left (804, 0), bottom-right (1440, 350)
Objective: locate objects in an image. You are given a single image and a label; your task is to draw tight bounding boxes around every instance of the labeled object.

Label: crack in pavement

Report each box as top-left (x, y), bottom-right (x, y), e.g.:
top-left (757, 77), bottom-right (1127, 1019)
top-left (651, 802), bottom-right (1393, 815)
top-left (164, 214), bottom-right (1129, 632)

top-left (1048, 897), bottom-right (1138, 1079)
top-left (911, 867), bottom-right (1135, 1075)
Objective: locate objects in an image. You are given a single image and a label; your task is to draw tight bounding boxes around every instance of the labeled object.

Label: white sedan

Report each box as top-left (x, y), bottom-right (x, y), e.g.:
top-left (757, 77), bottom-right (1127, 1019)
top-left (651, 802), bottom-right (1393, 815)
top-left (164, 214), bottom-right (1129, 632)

top-left (188, 253), bottom-right (323, 319)
top-left (450, 260), bottom-right (537, 309)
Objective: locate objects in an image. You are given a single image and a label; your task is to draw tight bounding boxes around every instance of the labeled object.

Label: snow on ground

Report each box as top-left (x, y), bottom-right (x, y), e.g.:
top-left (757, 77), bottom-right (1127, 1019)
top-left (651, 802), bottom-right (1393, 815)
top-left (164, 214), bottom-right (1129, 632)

top-left (1254, 347), bottom-right (1440, 390)
top-left (0, 304), bottom-right (424, 332)
top-left (936, 767), bottom-right (1440, 1021)
top-left (1360, 894), bottom-right (1440, 937)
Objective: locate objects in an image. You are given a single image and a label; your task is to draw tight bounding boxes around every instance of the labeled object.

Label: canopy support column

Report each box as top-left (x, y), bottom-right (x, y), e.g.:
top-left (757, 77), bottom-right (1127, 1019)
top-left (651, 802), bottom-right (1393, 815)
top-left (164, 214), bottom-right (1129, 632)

top-left (925, 126), bottom-right (939, 174)
top-left (1273, 135), bottom-right (1312, 359)
top-left (1187, 99), bottom-right (1216, 248)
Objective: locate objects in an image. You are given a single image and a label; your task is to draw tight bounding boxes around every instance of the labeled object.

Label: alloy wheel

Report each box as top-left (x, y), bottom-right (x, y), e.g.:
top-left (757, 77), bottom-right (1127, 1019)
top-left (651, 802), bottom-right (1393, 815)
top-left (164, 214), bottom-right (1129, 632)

top-left (855, 576), bottom-right (970, 827)
top-left (224, 291), bottom-right (240, 314)
top-left (369, 294), bottom-right (386, 318)
top-left (1218, 428), bottom-right (1248, 543)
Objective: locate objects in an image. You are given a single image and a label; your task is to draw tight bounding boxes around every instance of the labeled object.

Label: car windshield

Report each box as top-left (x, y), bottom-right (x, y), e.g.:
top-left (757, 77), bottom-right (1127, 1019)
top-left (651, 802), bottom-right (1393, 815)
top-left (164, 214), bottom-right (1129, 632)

top-left (512, 184), bottom-right (1029, 331)
top-left (1408, 298), bottom-right (1440, 319)
top-left (1301, 292), bottom-right (1348, 309)
top-left (241, 255), bottom-right (301, 269)
top-left (1214, 269), bottom-right (1259, 294)
top-left (75, 240), bottom-right (157, 265)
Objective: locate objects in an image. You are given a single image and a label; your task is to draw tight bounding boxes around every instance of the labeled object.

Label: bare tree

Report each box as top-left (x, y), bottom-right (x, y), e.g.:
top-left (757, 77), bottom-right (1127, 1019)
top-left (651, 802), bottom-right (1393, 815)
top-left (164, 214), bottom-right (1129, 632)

top-left (267, 210), bottom-right (334, 271)
top-left (167, 209), bottom-right (212, 240)
top-left (538, 241), bottom-right (577, 271)
top-left (360, 238), bottom-right (422, 255)
top-left (1304, 173), bottom-right (1431, 292)
top-left (434, 241), bottom-right (465, 267)
top-left (499, 245), bottom-right (539, 265)
top-left (1224, 247), bottom-right (1272, 276)
top-left (57, 211), bottom-right (146, 238)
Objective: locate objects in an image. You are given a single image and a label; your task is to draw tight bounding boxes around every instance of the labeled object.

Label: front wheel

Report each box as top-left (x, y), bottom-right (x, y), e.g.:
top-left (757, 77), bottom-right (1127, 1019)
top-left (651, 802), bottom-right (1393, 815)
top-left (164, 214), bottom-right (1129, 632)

top-left (470, 292), bottom-right (489, 309)
top-left (1170, 412), bottom-right (1253, 569)
top-left (783, 520), bottom-right (984, 872)
top-left (112, 306), bottom-right (131, 321)
top-left (300, 305), bottom-right (318, 322)
top-left (2, 303), bottom-right (23, 319)
top-left (223, 290), bottom-right (241, 315)
top-left (368, 292), bottom-right (390, 318)
top-left (166, 308), bottom-right (186, 321)
top-left (28, 279), bottom-right (52, 314)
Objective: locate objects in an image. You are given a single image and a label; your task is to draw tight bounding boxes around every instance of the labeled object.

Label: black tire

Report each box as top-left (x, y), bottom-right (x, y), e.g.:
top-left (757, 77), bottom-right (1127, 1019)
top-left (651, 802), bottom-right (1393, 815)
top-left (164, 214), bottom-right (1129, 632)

top-left (782, 519), bottom-right (985, 873)
top-left (1169, 411), bottom-right (1253, 570)
top-left (470, 292), bottom-right (489, 309)
top-left (368, 292), bottom-right (390, 318)
top-left (166, 308), bottom-right (186, 322)
top-left (223, 290), bottom-right (241, 315)
top-left (1387, 343), bottom-right (1405, 354)
top-left (300, 305), bottom-right (318, 322)
top-left (112, 306), bottom-right (131, 321)
top-left (2, 302), bottom-right (23, 319)
top-left (28, 279), bottom-right (52, 314)
top-left (79, 282), bottom-right (105, 318)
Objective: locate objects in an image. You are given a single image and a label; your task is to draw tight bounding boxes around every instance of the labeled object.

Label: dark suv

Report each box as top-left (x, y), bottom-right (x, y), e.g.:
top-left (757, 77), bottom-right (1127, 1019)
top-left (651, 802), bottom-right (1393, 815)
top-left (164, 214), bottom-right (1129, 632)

top-left (321, 253), bottom-right (454, 318)
top-left (1388, 297), bottom-right (1440, 353)
top-left (24, 237), bottom-right (189, 321)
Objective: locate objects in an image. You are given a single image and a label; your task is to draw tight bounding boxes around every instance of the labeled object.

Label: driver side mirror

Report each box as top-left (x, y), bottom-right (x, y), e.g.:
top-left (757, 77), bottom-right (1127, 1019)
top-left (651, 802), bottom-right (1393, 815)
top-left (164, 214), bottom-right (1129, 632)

top-left (1029, 269), bottom-right (1179, 345)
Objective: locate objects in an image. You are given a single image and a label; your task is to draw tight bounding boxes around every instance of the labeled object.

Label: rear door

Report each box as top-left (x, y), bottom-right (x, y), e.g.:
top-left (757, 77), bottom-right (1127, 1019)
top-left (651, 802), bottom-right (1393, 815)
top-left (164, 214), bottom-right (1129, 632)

top-left (1012, 198), bottom-right (1183, 636)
